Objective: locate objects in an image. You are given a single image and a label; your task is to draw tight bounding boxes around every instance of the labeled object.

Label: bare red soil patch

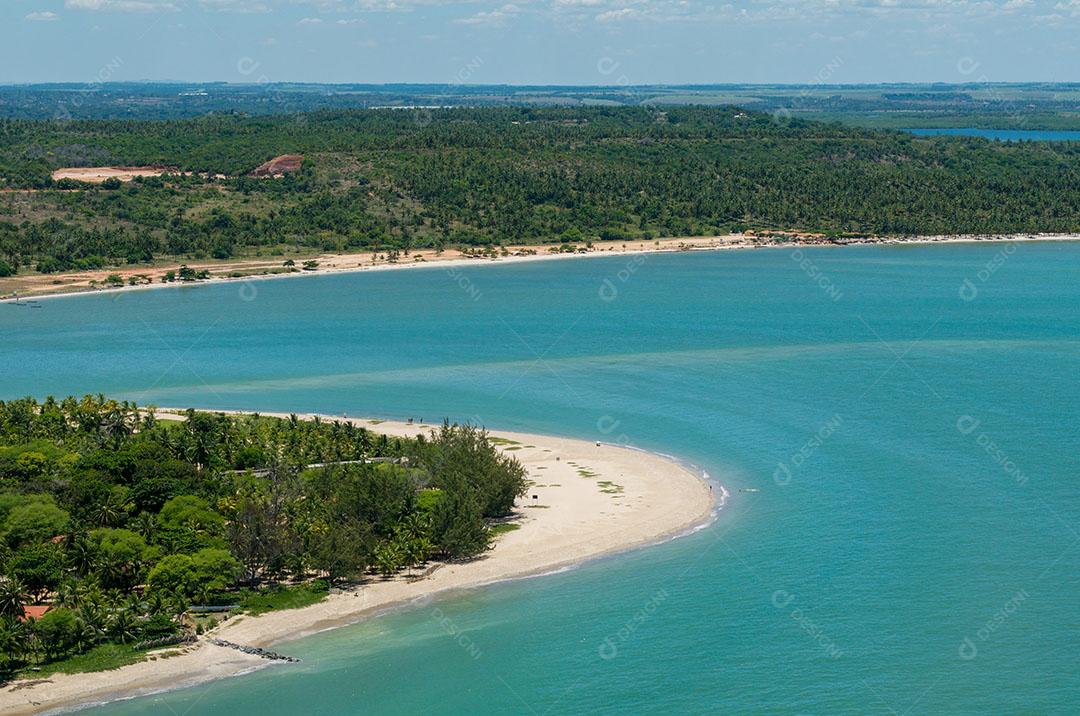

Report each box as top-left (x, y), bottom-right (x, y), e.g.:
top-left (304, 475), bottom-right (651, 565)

top-left (249, 154), bottom-right (304, 177)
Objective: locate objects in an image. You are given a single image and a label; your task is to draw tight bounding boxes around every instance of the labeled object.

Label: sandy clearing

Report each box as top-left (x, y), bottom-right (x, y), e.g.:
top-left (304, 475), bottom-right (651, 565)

top-left (49, 167), bottom-right (179, 183)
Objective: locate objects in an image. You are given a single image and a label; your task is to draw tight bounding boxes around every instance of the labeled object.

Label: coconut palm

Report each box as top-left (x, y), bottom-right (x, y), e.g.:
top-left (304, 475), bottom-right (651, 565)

top-left (0, 617), bottom-right (31, 669)
top-left (0, 578), bottom-right (27, 619)
top-left (76, 601), bottom-right (107, 649)
top-left (108, 607), bottom-right (139, 644)
top-left (131, 512), bottom-right (157, 541)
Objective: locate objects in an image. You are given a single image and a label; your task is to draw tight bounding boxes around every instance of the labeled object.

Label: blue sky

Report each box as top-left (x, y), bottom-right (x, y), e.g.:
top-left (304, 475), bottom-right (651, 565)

top-left (4, 0), bottom-right (1079, 84)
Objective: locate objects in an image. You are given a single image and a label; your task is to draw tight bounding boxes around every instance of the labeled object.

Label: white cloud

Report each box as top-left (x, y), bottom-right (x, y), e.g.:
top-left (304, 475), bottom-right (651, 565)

top-left (298, 16), bottom-right (324, 23)
top-left (65, 0), bottom-right (178, 10)
top-left (25, 10), bottom-right (60, 21)
top-left (455, 3), bottom-right (523, 25)
top-left (595, 6), bottom-right (638, 21)
top-left (65, 0), bottom-right (289, 10)
top-left (199, 0), bottom-right (270, 12)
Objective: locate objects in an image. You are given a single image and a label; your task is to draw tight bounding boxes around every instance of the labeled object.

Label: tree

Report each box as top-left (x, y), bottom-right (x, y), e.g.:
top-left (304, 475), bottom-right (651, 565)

top-left (2, 500), bottom-right (69, 547)
top-left (75, 600), bottom-right (107, 649)
top-left (0, 616), bottom-right (30, 672)
top-left (34, 607), bottom-right (79, 660)
top-left (420, 423), bottom-right (528, 518)
top-left (6, 543), bottom-right (65, 600)
top-left (147, 548), bottom-right (240, 599)
top-left (431, 486), bottom-right (489, 558)
top-left (158, 495), bottom-right (223, 534)
top-left (147, 554), bottom-right (197, 597)
top-left (305, 516), bottom-right (372, 585)
top-left (0, 578), bottom-right (27, 619)
top-left (108, 603), bottom-right (140, 644)
top-left (90, 528), bottom-right (148, 588)
top-left (190, 548), bottom-right (241, 595)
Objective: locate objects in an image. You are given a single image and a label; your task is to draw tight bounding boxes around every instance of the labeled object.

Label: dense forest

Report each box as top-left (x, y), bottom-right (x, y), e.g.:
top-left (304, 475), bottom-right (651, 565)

top-left (2, 106), bottom-right (1080, 274)
top-left (0, 396), bottom-right (526, 676)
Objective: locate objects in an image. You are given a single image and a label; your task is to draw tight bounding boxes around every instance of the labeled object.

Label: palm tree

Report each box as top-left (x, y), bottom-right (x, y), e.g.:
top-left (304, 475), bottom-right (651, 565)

top-left (374, 543), bottom-right (403, 578)
top-left (131, 512), bottom-right (157, 541)
top-left (76, 601), bottom-right (107, 649)
top-left (95, 489), bottom-right (129, 527)
top-left (69, 535), bottom-right (96, 576)
top-left (0, 578), bottom-right (27, 620)
top-left (0, 617), bottom-right (30, 669)
top-left (109, 607), bottom-right (139, 644)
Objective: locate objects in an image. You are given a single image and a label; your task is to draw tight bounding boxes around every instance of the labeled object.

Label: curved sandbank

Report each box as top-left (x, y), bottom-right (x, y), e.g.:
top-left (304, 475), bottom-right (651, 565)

top-left (0, 413), bottom-right (717, 716)
top-left (3, 233), bottom-right (1077, 303)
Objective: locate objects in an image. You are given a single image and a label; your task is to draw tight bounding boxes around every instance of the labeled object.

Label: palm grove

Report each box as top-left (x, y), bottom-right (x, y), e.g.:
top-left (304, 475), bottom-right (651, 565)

top-left (3, 107), bottom-right (1080, 276)
top-left (0, 396), bottom-right (527, 675)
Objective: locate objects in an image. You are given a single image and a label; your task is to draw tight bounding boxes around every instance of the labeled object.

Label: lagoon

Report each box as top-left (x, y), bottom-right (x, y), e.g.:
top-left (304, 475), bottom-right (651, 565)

top-left (3, 243), bottom-right (1079, 714)
top-left (905, 127), bottom-right (1080, 141)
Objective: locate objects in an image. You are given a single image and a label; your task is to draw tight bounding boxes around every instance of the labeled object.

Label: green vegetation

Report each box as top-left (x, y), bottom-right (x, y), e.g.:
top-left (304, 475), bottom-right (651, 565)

top-left (2, 106), bottom-right (1080, 279)
top-left (237, 580), bottom-right (329, 616)
top-left (26, 643), bottom-right (147, 677)
top-left (488, 523), bottom-right (521, 537)
top-left (0, 396), bottom-right (527, 678)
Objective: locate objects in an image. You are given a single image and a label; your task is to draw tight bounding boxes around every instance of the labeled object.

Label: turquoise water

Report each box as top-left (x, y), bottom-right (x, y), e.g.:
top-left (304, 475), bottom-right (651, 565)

top-left (3, 243), bottom-right (1080, 714)
top-left (905, 127), bottom-right (1080, 142)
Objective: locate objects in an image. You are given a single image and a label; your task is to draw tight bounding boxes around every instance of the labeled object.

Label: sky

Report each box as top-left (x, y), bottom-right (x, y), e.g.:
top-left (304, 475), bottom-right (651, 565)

top-left (3, 0), bottom-right (1079, 84)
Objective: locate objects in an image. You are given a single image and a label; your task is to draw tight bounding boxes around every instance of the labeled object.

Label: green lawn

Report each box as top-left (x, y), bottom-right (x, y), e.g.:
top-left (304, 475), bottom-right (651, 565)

top-left (25, 643), bottom-right (147, 677)
top-left (489, 522), bottom-right (521, 538)
top-left (239, 581), bottom-right (330, 616)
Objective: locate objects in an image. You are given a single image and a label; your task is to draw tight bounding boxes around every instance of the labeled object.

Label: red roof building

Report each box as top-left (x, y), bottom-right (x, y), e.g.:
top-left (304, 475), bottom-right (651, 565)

top-left (20, 605), bottom-right (50, 622)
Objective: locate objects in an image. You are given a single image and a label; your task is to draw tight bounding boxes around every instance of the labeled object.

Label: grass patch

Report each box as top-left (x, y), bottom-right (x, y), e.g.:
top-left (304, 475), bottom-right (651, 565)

top-left (239, 580), bottom-right (330, 616)
top-left (488, 437), bottom-right (521, 446)
top-left (597, 481), bottom-right (624, 494)
top-left (26, 643), bottom-right (146, 677)
top-left (489, 523), bottom-right (521, 537)
top-left (577, 469), bottom-right (598, 478)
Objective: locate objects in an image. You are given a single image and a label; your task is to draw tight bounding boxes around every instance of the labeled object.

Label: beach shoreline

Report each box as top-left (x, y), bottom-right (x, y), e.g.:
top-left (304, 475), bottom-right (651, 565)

top-left (0, 412), bottom-right (718, 716)
top-left (3, 232), bottom-right (1077, 304)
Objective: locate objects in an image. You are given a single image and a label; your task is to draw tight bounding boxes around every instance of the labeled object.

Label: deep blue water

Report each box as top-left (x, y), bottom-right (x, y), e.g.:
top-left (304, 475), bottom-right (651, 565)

top-left (2, 243), bottom-right (1079, 714)
top-left (905, 127), bottom-right (1080, 141)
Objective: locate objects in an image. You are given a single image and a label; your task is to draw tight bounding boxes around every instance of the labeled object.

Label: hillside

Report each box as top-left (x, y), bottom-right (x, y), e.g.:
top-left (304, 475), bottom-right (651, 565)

top-left (2, 106), bottom-right (1080, 275)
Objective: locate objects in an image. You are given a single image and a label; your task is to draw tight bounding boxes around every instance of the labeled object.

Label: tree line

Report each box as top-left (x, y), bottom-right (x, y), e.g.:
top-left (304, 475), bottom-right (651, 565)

top-left (2, 107), bottom-right (1080, 275)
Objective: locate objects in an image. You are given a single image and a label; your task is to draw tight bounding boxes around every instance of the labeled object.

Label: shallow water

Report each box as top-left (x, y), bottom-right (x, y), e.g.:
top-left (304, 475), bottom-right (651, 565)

top-left (3, 242), bottom-right (1079, 714)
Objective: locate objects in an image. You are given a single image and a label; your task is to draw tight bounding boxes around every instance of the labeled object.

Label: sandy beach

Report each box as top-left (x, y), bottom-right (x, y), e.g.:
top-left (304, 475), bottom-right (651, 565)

top-left (3, 232), bottom-right (1076, 304)
top-left (0, 413), bottom-right (717, 716)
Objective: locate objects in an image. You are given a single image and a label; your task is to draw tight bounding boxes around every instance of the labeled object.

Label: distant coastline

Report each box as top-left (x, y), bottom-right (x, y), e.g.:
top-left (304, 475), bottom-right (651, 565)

top-left (0, 411), bottom-right (717, 716)
top-left (3, 233), bottom-right (1078, 304)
